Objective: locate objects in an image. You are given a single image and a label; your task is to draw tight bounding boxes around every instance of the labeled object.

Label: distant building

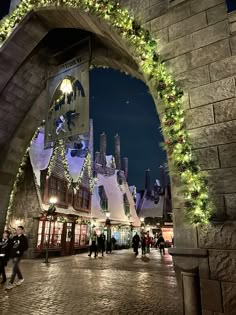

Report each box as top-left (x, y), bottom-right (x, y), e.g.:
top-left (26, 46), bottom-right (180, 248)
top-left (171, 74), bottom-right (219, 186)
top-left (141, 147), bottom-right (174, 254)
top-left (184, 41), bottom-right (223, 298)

top-left (91, 133), bottom-right (140, 247)
top-left (134, 168), bottom-right (172, 239)
top-left (6, 125), bottom-right (140, 257)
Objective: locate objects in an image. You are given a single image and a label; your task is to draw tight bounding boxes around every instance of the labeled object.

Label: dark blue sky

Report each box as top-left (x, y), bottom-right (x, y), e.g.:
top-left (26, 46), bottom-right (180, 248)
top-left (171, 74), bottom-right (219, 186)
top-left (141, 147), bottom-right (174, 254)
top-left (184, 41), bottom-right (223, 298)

top-left (90, 68), bottom-right (166, 189)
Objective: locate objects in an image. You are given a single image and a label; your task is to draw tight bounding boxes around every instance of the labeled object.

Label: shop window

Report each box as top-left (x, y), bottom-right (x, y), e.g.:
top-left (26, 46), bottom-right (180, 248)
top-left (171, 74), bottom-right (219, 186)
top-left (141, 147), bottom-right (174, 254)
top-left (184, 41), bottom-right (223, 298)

top-left (36, 219), bottom-right (63, 249)
top-left (37, 221), bottom-right (43, 248)
top-left (74, 188), bottom-right (90, 210)
top-left (226, 0), bottom-right (236, 12)
top-left (49, 176), bottom-right (67, 204)
top-left (83, 190), bottom-right (90, 209)
top-left (68, 188), bottom-right (73, 205)
top-left (74, 224), bottom-right (88, 246)
top-left (66, 223), bottom-right (73, 242)
top-left (123, 193), bottom-right (130, 216)
top-left (98, 185), bottom-right (108, 211)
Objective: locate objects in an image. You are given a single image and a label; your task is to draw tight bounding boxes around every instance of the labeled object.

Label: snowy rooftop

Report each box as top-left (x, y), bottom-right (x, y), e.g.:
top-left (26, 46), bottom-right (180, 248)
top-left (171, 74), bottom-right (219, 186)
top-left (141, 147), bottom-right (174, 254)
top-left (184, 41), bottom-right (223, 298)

top-left (29, 129), bottom-right (87, 185)
top-left (91, 171), bottom-right (140, 226)
top-left (138, 192), bottom-right (164, 218)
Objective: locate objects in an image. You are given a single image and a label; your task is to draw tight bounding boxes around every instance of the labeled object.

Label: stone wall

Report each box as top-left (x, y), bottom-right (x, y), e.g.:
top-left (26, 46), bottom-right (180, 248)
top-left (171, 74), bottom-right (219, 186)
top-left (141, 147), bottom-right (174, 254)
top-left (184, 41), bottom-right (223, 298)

top-left (1, 0), bottom-right (236, 313)
top-left (8, 158), bottom-right (41, 258)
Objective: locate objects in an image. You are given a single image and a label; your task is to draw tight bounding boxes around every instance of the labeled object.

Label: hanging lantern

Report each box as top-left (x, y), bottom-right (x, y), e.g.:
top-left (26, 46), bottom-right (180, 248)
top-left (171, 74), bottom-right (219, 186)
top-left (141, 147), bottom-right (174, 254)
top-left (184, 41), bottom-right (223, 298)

top-left (60, 78), bottom-right (73, 95)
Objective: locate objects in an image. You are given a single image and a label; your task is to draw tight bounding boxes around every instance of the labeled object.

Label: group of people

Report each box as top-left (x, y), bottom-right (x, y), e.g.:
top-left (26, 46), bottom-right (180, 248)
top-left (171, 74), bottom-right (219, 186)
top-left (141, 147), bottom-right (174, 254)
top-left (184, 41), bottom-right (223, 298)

top-left (132, 232), bottom-right (166, 256)
top-left (0, 226), bottom-right (28, 290)
top-left (88, 231), bottom-right (116, 258)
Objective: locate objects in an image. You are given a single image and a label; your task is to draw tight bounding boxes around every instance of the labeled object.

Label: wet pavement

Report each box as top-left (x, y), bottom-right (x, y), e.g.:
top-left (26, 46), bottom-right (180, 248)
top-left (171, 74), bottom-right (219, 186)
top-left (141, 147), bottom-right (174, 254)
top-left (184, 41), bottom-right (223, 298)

top-left (0, 249), bottom-right (182, 315)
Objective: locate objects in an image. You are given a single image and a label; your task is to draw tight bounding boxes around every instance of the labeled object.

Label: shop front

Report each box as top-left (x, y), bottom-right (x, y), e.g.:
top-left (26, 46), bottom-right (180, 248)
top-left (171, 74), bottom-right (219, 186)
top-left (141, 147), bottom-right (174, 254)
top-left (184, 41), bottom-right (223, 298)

top-left (35, 215), bottom-right (91, 257)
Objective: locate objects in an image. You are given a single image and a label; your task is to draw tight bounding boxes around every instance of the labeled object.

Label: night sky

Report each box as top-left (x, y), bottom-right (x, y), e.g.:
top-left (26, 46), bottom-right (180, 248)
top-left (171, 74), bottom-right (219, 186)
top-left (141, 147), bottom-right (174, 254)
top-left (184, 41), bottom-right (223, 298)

top-left (90, 68), bottom-right (166, 189)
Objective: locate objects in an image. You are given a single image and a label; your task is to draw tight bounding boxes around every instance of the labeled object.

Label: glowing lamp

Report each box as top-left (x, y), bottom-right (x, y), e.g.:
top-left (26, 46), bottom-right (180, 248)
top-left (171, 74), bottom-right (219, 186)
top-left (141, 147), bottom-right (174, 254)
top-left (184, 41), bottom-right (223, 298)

top-left (105, 212), bottom-right (111, 218)
top-left (60, 78), bottom-right (73, 94)
top-left (140, 217), bottom-right (145, 223)
top-left (49, 196), bottom-right (57, 204)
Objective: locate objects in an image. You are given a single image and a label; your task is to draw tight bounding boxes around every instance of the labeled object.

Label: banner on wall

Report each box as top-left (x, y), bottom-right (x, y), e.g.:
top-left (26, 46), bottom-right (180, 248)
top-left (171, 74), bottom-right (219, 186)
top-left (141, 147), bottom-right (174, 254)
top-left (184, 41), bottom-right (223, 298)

top-left (45, 56), bottom-right (89, 149)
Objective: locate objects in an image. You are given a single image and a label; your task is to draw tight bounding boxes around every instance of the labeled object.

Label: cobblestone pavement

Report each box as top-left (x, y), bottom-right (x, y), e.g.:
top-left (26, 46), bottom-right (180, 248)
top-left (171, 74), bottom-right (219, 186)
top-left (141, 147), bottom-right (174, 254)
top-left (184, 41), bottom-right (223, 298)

top-left (0, 249), bottom-right (182, 315)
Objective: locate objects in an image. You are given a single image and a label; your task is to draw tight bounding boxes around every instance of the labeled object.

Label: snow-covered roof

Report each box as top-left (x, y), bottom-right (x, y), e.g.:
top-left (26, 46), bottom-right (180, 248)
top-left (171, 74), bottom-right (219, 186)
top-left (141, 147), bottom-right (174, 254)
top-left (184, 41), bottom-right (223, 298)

top-left (29, 129), bottom-right (53, 185)
top-left (91, 185), bottom-right (106, 221)
top-left (29, 128), bottom-right (87, 185)
top-left (42, 203), bottom-right (91, 218)
top-left (138, 193), bottom-right (164, 218)
top-left (66, 151), bottom-right (85, 182)
top-left (91, 171), bottom-right (140, 226)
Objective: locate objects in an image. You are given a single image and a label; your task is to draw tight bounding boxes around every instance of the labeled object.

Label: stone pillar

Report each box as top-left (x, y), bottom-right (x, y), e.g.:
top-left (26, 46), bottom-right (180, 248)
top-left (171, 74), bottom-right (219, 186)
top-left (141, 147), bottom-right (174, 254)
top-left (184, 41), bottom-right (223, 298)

top-left (123, 157), bottom-right (128, 180)
top-left (182, 271), bottom-right (202, 315)
top-left (114, 134), bottom-right (121, 170)
top-left (100, 133), bottom-right (106, 168)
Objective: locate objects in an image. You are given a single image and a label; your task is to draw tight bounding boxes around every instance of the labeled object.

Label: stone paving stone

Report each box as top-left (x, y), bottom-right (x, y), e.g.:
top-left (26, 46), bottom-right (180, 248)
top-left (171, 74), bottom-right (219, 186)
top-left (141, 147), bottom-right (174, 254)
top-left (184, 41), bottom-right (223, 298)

top-left (0, 249), bottom-right (182, 315)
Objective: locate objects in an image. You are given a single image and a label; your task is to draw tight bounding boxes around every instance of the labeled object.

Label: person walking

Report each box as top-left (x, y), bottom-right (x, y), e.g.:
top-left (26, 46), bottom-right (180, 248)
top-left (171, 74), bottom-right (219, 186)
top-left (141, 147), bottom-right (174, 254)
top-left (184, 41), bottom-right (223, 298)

top-left (146, 231), bottom-right (151, 254)
top-left (88, 231), bottom-right (98, 258)
top-left (157, 234), bottom-right (165, 255)
top-left (132, 232), bottom-right (140, 256)
top-left (5, 226), bottom-right (28, 290)
top-left (98, 233), bottom-right (106, 256)
top-left (0, 230), bottom-right (11, 285)
top-left (141, 233), bottom-right (146, 256)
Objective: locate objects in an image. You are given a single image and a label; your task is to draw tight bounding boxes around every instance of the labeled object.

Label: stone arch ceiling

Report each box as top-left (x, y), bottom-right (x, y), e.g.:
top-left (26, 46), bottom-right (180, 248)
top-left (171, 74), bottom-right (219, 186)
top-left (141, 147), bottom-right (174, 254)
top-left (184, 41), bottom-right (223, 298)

top-left (0, 7), bottom-right (143, 229)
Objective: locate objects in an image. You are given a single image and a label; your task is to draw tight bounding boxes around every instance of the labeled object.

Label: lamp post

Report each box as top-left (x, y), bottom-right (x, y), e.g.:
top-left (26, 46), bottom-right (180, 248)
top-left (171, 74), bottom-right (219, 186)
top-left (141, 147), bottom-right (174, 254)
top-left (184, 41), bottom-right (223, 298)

top-left (105, 211), bottom-right (111, 253)
top-left (44, 197), bottom-right (57, 264)
top-left (140, 217), bottom-right (145, 233)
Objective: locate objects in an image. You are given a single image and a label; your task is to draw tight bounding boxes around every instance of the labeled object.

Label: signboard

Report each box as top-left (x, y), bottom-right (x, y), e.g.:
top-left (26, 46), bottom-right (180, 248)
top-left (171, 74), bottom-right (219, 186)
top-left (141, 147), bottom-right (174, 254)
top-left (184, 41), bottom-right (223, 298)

top-left (45, 58), bottom-right (89, 148)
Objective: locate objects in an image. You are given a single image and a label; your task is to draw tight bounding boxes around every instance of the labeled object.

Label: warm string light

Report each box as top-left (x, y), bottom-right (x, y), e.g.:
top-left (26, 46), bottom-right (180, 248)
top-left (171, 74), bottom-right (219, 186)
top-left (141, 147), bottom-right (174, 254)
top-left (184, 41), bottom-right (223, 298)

top-left (5, 127), bottom-right (41, 225)
top-left (0, 0), bottom-right (213, 224)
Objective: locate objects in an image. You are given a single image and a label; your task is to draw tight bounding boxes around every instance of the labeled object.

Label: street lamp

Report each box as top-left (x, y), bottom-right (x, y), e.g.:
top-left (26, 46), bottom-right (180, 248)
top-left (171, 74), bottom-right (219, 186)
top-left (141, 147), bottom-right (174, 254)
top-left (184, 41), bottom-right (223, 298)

top-left (44, 196), bottom-right (57, 264)
top-left (140, 217), bottom-right (145, 232)
top-left (105, 211), bottom-right (111, 253)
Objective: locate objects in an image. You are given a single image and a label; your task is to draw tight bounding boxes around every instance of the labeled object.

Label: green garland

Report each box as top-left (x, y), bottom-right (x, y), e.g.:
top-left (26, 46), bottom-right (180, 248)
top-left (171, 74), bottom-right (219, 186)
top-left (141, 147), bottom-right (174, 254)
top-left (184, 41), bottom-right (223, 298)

top-left (0, 0), bottom-right (213, 224)
top-left (5, 127), bottom-right (41, 225)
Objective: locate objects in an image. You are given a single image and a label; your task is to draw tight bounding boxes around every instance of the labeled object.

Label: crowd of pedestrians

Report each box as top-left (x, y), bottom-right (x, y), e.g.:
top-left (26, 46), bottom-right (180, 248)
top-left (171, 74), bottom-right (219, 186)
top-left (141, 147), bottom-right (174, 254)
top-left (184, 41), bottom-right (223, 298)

top-left (132, 231), bottom-right (166, 256)
top-left (0, 226), bottom-right (28, 290)
top-left (88, 231), bottom-right (116, 258)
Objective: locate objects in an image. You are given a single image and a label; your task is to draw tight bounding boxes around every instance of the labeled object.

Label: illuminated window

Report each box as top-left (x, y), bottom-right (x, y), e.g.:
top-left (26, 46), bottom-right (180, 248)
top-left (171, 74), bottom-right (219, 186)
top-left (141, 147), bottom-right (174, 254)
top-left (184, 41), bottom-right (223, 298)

top-left (49, 176), bottom-right (67, 203)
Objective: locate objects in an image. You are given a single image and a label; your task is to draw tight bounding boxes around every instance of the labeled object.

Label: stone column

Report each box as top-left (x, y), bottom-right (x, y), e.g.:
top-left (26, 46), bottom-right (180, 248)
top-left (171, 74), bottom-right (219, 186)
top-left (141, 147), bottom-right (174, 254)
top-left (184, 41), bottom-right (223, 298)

top-left (182, 271), bottom-right (202, 315)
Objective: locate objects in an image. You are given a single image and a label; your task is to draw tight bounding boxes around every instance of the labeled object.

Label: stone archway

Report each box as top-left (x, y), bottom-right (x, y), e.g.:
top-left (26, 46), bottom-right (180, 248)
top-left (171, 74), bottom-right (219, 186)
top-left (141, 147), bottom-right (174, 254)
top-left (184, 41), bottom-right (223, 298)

top-left (1, 1), bottom-right (236, 313)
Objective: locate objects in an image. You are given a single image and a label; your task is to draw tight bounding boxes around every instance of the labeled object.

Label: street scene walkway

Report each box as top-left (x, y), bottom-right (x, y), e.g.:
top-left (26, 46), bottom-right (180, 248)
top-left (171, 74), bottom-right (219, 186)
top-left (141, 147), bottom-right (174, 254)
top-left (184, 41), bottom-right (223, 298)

top-left (0, 249), bottom-right (182, 315)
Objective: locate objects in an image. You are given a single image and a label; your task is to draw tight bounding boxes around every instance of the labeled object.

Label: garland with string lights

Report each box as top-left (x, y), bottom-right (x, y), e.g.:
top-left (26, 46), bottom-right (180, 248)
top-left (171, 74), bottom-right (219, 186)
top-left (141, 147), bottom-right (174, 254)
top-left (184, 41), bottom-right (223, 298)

top-left (75, 152), bottom-right (94, 192)
top-left (0, 0), bottom-right (213, 224)
top-left (5, 127), bottom-right (41, 225)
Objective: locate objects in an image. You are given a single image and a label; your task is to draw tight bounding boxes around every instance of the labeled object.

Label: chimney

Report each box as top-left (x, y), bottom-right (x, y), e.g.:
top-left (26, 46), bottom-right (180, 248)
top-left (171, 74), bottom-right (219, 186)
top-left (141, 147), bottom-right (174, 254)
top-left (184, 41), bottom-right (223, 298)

top-left (160, 165), bottom-right (166, 189)
top-left (145, 169), bottom-right (151, 196)
top-left (123, 157), bottom-right (128, 180)
top-left (95, 151), bottom-right (100, 164)
top-left (114, 134), bottom-right (121, 170)
top-left (100, 132), bottom-right (107, 168)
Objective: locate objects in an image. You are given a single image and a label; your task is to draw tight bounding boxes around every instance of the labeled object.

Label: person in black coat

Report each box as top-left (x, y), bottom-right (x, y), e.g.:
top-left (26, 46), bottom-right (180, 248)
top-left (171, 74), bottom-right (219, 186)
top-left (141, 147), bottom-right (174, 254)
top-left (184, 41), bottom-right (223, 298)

top-left (132, 232), bottom-right (140, 256)
top-left (0, 230), bottom-right (11, 284)
top-left (157, 234), bottom-right (165, 255)
top-left (98, 233), bottom-right (106, 257)
top-left (5, 226), bottom-right (28, 290)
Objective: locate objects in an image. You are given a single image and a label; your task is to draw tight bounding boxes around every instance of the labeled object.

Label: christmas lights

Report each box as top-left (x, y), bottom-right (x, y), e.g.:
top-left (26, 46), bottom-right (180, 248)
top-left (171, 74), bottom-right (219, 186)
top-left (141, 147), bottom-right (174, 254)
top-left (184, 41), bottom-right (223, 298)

top-left (0, 0), bottom-right (213, 224)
